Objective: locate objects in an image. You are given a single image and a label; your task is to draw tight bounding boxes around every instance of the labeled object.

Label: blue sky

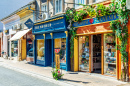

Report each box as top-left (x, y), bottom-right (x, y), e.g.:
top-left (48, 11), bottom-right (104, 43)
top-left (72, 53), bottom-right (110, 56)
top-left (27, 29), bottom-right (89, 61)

top-left (0, 0), bottom-right (33, 31)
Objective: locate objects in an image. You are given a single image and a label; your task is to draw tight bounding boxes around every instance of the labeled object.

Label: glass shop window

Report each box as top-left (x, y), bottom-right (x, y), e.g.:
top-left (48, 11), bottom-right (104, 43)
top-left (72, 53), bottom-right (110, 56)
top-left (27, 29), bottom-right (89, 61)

top-left (37, 39), bottom-right (45, 61)
top-left (79, 36), bottom-right (89, 72)
top-left (11, 41), bottom-right (18, 57)
top-left (104, 33), bottom-right (116, 76)
top-left (27, 39), bottom-right (33, 57)
top-left (54, 38), bottom-right (66, 68)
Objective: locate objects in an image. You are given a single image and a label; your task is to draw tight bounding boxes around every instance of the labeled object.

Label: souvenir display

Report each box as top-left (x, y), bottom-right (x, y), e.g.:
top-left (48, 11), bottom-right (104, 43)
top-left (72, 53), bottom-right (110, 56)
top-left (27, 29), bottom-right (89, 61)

top-left (104, 33), bottom-right (116, 76)
top-left (79, 36), bottom-right (89, 72)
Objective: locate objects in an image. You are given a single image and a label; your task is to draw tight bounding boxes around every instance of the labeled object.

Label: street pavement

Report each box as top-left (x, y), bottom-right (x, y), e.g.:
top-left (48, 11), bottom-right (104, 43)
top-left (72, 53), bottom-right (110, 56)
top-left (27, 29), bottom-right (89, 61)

top-left (0, 58), bottom-right (130, 86)
top-left (0, 66), bottom-right (59, 86)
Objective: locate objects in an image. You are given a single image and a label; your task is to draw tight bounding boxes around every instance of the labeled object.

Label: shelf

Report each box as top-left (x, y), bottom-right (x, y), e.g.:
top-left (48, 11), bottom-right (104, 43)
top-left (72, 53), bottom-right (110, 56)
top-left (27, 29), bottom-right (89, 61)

top-left (105, 42), bottom-right (115, 43)
top-left (105, 62), bottom-right (116, 65)
top-left (105, 48), bottom-right (115, 49)
top-left (105, 57), bottom-right (116, 59)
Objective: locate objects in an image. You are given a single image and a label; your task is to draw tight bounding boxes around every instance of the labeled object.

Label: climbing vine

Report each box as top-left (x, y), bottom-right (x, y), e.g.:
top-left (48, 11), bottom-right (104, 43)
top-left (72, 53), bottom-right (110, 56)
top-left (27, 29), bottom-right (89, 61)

top-left (66, 0), bottom-right (130, 81)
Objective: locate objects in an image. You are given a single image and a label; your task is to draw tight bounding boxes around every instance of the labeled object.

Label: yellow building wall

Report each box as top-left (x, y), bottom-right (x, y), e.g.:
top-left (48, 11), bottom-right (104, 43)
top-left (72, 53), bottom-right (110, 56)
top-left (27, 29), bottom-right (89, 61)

top-left (74, 38), bottom-right (79, 71)
top-left (21, 39), bottom-right (26, 60)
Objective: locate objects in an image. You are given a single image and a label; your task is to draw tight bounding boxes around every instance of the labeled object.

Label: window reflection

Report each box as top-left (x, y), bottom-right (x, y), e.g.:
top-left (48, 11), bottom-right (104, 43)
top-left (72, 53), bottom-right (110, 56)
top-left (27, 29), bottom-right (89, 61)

top-left (104, 33), bottom-right (116, 76)
top-left (37, 39), bottom-right (45, 61)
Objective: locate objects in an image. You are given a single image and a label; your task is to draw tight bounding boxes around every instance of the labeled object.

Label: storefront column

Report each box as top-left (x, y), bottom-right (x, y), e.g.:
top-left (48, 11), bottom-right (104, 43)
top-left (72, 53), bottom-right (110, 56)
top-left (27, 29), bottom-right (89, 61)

top-left (116, 37), bottom-right (121, 80)
top-left (50, 33), bottom-right (54, 68)
top-left (89, 35), bottom-right (92, 73)
top-left (9, 35), bottom-right (11, 58)
top-left (127, 18), bottom-right (130, 80)
top-left (33, 35), bottom-right (36, 64)
top-left (74, 38), bottom-right (78, 72)
top-left (101, 34), bottom-right (104, 75)
top-left (65, 31), bottom-right (70, 71)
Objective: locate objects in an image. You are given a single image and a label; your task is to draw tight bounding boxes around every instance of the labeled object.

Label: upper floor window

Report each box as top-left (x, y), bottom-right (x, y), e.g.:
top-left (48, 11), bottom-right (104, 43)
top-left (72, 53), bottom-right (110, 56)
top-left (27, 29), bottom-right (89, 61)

top-left (41, 3), bottom-right (47, 12)
top-left (93, 0), bottom-right (105, 3)
top-left (75, 0), bottom-right (86, 9)
top-left (55, 0), bottom-right (62, 13)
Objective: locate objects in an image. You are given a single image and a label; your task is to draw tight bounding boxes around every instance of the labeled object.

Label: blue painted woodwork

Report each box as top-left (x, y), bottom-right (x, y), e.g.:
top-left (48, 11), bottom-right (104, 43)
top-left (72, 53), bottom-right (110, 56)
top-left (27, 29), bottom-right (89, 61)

top-left (35, 34), bottom-right (44, 39)
top-left (45, 39), bottom-right (52, 66)
top-left (53, 32), bottom-right (66, 39)
top-left (45, 33), bottom-right (51, 39)
top-left (52, 39), bottom-right (54, 68)
top-left (33, 39), bottom-right (36, 64)
top-left (33, 15), bottom-right (67, 34)
top-left (73, 14), bottom-right (119, 27)
top-left (33, 15), bottom-right (70, 71)
top-left (66, 33), bottom-right (70, 71)
top-left (36, 60), bottom-right (45, 65)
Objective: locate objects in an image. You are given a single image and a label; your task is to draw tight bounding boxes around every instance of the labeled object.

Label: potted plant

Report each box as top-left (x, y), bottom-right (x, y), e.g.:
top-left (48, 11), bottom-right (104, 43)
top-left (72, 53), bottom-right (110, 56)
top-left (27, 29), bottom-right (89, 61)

top-left (51, 67), bottom-right (64, 80)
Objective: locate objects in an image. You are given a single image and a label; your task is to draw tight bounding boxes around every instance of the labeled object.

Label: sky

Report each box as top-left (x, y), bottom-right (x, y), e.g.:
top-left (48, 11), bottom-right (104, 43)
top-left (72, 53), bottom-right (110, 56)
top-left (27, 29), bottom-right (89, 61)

top-left (0, 0), bottom-right (33, 31)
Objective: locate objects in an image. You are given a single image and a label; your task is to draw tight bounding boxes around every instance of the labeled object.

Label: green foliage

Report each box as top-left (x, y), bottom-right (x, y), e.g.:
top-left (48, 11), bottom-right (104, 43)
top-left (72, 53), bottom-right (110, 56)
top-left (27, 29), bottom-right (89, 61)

top-left (74, 10), bottom-right (88, 22)
top-left (95, 4), bottom-right (110, 18)
top-left (87, 6), bottom-right (96, 18)
top-left (51, 67), bottom-right (64, 80)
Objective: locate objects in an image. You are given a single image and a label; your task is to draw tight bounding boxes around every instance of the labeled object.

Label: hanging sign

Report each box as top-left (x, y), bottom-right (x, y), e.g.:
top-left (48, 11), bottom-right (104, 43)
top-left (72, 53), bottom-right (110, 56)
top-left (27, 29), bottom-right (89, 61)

top-left (25, 18), bottom-right (34, 29)
top-left (55, 49), bottom-right (60, 53)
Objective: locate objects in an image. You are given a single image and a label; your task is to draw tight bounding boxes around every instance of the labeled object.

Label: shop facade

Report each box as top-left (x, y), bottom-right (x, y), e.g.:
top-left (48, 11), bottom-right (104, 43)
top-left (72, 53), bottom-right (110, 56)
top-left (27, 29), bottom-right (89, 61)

top-left (0, 1), bottom-right (35, 61)
top-left (73, 14), bottom-right (125, 79)
top-left (1, 15), bottom-right (18, 59)
top-left (33, 15), bottom-right (70, 71)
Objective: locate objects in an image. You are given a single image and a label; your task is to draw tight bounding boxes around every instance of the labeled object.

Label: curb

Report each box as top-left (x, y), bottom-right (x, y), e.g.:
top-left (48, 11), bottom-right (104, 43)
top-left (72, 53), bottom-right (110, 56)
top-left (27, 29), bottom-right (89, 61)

top-left (0, 63), bottom-right (82, 86)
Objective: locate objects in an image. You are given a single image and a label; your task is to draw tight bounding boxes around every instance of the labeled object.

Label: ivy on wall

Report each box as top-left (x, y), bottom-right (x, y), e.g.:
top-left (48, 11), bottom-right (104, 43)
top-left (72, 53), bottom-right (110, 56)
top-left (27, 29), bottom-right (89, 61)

top-left (66, 0), bottom-right (130, 81)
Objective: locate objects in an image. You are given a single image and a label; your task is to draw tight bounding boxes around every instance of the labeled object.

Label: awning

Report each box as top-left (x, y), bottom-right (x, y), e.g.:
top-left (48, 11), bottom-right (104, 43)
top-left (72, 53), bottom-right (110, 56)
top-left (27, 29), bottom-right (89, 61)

top-left (10, 29), bottom-right (31, 41)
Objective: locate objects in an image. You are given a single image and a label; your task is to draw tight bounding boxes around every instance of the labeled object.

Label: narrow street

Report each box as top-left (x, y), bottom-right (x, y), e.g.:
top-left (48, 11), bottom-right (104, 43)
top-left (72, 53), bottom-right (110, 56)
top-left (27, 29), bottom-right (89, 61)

top-left (0, 66), bottom-right (59, 86)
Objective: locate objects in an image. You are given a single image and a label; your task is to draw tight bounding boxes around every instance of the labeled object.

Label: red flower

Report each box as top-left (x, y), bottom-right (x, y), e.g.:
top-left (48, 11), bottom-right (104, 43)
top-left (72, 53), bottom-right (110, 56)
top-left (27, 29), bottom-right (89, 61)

top-left (58, 71), bottom-right (60, 73)
top-left (98, 10), bottom-right (101, 13)
top-left (89, 19), bottom-right (94, 24)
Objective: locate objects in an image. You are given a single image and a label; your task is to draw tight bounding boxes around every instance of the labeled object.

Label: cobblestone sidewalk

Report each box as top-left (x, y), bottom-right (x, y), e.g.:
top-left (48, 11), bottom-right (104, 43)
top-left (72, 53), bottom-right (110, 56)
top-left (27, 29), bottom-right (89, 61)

top-left (0, 58), bottom-right (129, 86)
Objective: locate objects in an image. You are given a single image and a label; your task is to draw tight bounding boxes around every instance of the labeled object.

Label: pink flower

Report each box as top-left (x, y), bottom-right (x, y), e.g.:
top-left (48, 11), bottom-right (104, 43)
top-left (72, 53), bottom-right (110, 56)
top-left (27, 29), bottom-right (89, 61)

top-left (58, 71), bottom-right (60, 73)
top-left (98, 10), bottom-right (101, 13)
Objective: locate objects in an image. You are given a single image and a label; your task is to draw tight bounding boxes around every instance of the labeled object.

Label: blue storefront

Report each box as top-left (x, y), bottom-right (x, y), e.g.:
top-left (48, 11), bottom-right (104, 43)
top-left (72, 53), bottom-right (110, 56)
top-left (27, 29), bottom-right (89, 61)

top-left (33, 15), bottom-right (70, 71)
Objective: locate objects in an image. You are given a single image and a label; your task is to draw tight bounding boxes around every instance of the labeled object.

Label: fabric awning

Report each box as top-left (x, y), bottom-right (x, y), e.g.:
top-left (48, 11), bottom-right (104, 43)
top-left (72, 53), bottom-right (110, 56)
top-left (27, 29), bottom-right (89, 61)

top-left (10, 29), bottom-right (31, 41)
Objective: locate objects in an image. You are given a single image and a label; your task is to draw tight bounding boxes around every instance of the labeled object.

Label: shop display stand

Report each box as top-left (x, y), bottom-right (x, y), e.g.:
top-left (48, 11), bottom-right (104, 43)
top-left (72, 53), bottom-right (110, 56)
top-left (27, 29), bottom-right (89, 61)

top-left (104, 42), bottom-right (116, 76)
top-left (79, 36), bottom-right (89, 72)
top-left (104, 34), bottom-right (116, 76)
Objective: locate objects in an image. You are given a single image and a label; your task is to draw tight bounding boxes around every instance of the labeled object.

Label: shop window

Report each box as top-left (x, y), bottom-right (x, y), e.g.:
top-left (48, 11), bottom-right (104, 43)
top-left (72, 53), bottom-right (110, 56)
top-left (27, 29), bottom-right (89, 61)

top-left (55, 0), bottom-right (62, 14)
top-left (27, 39), bottom-right (33, 57)
top-left (11, 41), bottom-right (18, 57)
top-left (79, 36), bottom-right (89, 72)
top-left (54, 38), bottom-right (66, 69)
top-left (104, 33), bottom-right (116, 76)
top-left (37, 39), bottom-right (45, 61)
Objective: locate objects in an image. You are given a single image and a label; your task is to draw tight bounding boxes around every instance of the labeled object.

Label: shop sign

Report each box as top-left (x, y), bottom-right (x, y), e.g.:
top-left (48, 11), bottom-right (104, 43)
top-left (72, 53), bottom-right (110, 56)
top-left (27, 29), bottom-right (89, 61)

top-left (73, 14), bottom-right (119, 27)
top-left (55, 49), bottom-right (60, 53)
top-left (33, 16), bottom-right (66, 33)
top-left (5, 30), bottom-right (9, 35)
top-left (25, 18), bottom-right (34, 29)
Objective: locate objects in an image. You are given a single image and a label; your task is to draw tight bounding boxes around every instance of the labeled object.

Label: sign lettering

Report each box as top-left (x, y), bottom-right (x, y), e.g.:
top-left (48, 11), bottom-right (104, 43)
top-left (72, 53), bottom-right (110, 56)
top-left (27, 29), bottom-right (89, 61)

top-left (73, 14), bottom-right (119, 27)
